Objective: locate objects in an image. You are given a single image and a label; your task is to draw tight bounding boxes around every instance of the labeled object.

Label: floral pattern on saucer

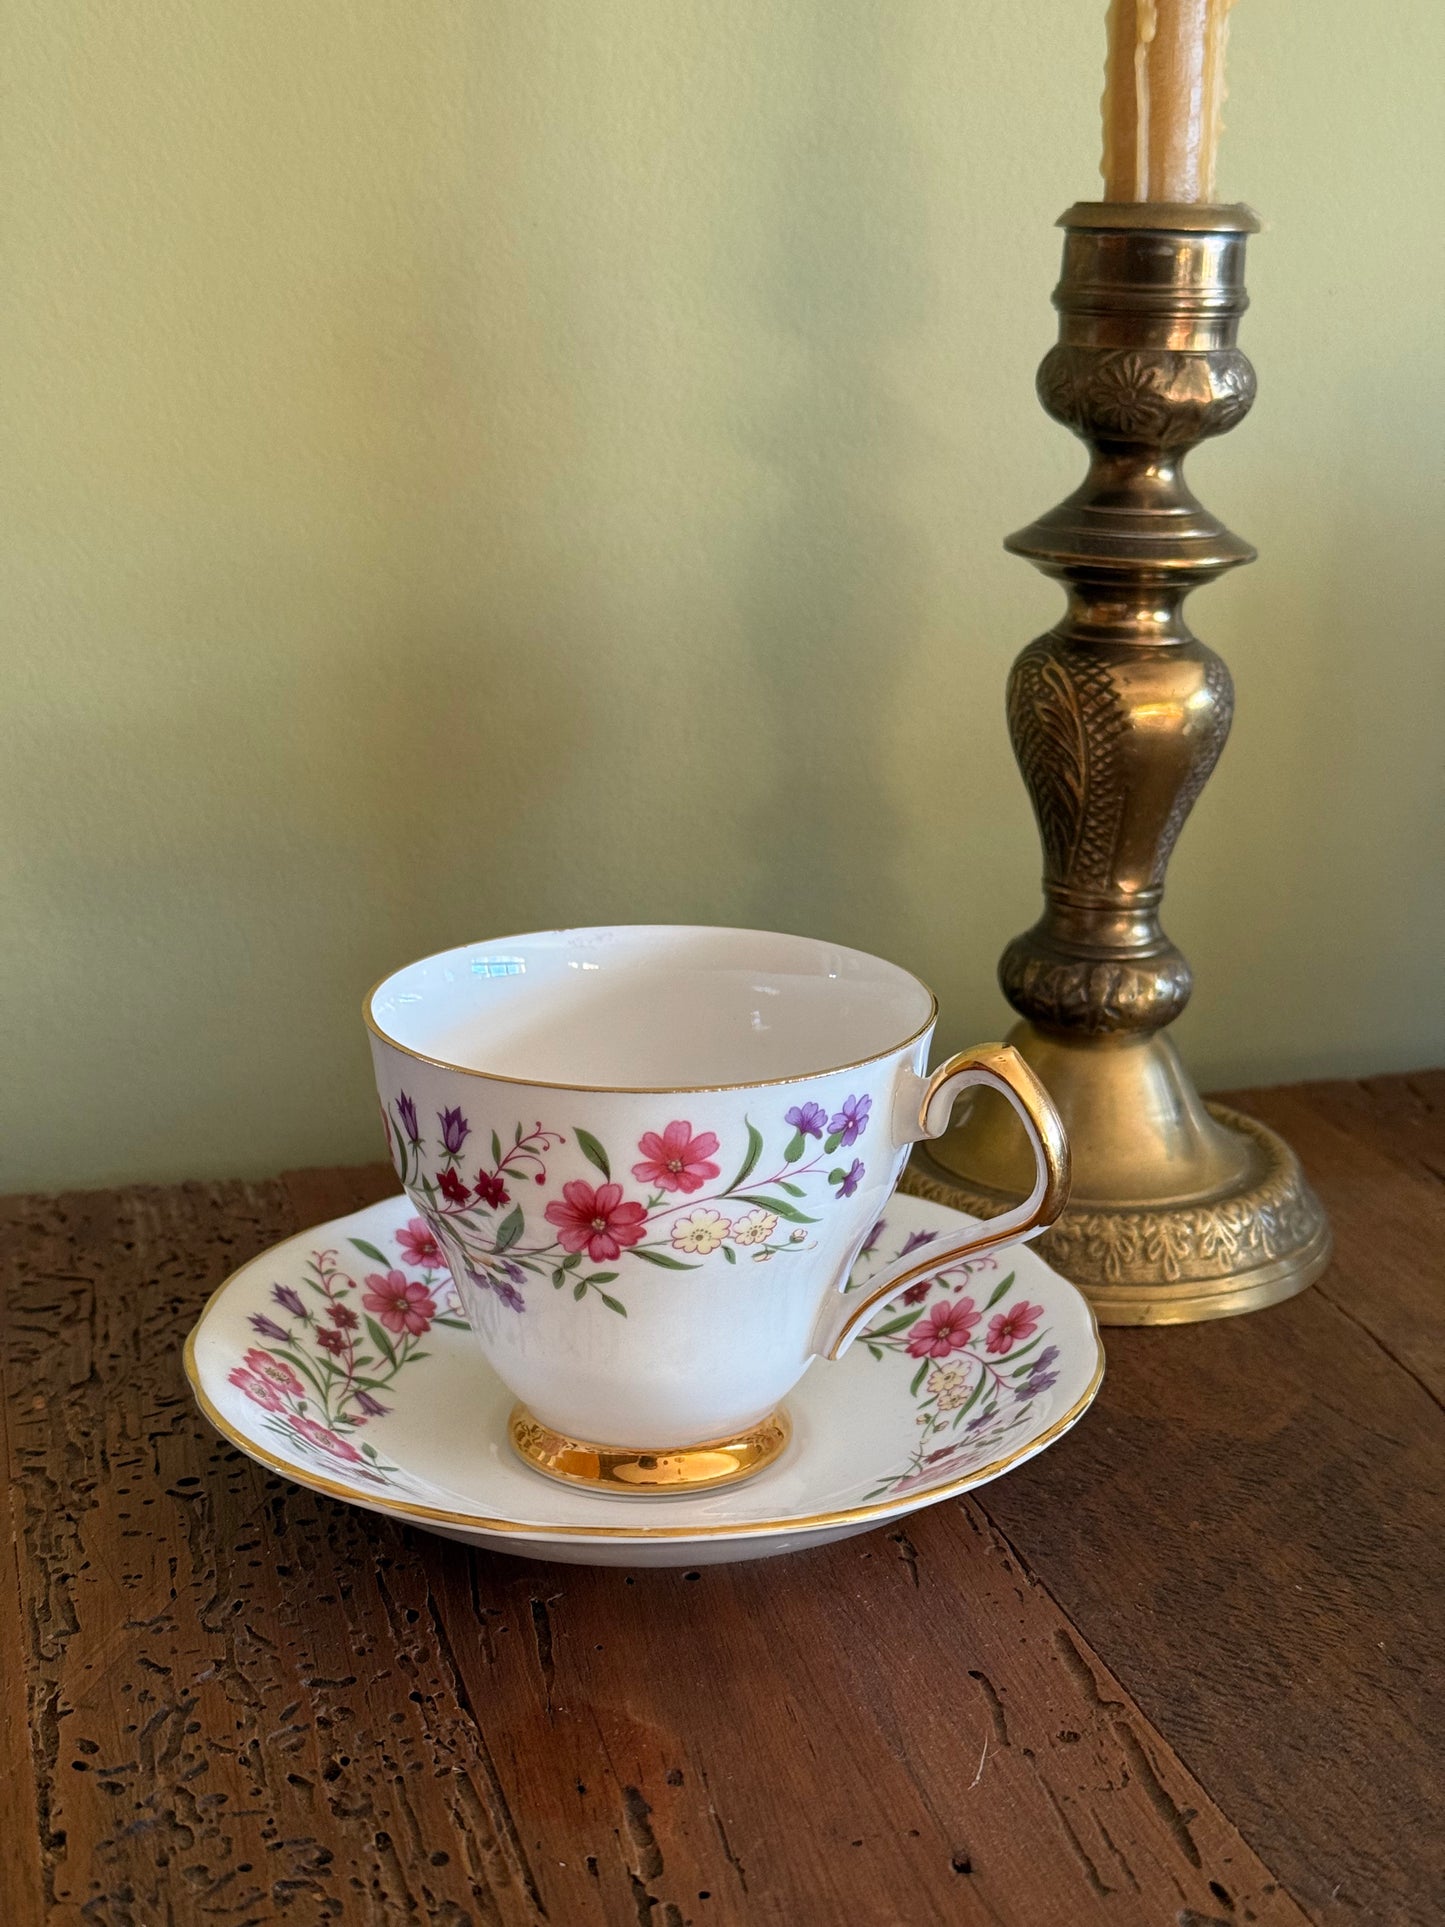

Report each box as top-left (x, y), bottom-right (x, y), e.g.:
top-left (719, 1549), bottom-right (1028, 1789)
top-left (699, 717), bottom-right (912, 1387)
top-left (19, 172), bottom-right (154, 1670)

top-left (219, 1206), bottom-right (1079, 1508)
top-left (227, 1229), bottom-right (469, 1487)
top-left (855, 1219), bottom-right (1062, 1499)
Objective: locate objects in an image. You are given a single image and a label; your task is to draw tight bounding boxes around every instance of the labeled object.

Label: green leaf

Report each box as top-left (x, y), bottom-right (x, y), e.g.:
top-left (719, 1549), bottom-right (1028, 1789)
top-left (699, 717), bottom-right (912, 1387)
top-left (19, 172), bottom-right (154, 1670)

top-left (562, 1252), bottom-right (583, 1271)
top-left (727, 1120), bottom-right (764, 1192)
top-left (432, 1315), bottom-right (470, 1330)
top-left (364, 1315), bottom-right (398, 1369)
top-left (551, 1267), bottom-right (566, 1287)
top-left (985, 1271), bottom-right (1016, 1310)
top-left (732, 1193), bottom-right (818, 1225)
top-left (514, 1121), bottom-right (523, 1144)
top-left (868, 1307), bottom-right (923, 1338)
top-left (954, 1375), bottom-right (987, 1423)
top-left (630, 1246), bottom-right (698, 1270)
top-left (597, 1292), bottom-right (627, 1316)
top-left (777, 1180), bottom-right (805, 1197)
top-left (1008, 1336), bottom-right (1046, 1373)
top-left (350, 1238), bottom-right (390, 1265)
top-left (584, 1271), bottom-right (619, 1285)
top-left (824, 1130), bottom-right (843, 1155)
top-left (828, 1168), bottom-right (846, 1186)
top-left (574, 1128), bottom-right (610, 1179)
top-left (362, 1442), bottom-right (378, 1459)
top-left (782, 1130), bottom-right (806, 1166)
top-left (573, 1279), bottom-right (587, 1301)
top-left (909, 1361), bottom-right (929, 1397)
top-left (864, 1342), bottom-right (883, 1360)
top-left (491, 1130), bottom-right (502, 1166)
top-left (722, 1245), bottom-right (736, 1265)
top-left (495, 1205), bottom-right (525, 1251)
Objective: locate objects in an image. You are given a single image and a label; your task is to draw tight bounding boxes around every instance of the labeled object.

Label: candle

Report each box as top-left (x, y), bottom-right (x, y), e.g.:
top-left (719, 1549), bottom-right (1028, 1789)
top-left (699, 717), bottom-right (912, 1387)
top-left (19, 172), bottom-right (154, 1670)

top-left (1101, 0), bottom-right (1235, 202)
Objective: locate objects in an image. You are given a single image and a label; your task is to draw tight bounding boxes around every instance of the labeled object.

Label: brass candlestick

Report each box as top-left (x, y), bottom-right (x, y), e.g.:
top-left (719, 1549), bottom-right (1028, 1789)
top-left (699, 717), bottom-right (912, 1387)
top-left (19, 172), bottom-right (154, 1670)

top-left (907, 202), bottom-right (1330, 1324)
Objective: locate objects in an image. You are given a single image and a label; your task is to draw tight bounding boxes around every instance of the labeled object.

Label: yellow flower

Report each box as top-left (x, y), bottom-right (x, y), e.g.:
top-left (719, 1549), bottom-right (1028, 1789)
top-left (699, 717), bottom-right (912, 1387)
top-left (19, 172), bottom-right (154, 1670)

top-left (671, 1208), bottom-right (732, 1255)
top-left (731, 1207), bottom-right (777, 1247)
top-left (927, 1363), bottom-right (972, 1412)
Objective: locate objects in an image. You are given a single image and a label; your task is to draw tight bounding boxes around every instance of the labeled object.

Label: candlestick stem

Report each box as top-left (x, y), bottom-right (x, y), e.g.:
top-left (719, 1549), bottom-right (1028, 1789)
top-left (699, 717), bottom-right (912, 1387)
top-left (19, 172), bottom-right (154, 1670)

top-left (907, 202), bottom-right (1330, 1324)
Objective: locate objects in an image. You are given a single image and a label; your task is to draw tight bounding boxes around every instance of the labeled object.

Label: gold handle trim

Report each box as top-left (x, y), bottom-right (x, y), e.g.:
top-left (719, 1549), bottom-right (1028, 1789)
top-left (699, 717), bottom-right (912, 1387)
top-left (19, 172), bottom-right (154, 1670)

top-left (813, 1044), bottom-right (1071, 1362)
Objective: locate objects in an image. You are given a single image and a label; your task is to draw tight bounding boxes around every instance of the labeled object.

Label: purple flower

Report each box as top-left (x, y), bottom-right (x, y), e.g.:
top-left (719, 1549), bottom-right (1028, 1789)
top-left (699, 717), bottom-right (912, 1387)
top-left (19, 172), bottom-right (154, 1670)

top-left (860, 1217), bottom-right (886, 1256)
top-left (248, 1312), bottom-right (290, 1341)
top-left (272, 1283), bottom-right (308, 1321)
top-left (396, 1092), bottom-right (420, 1143)
top-left (502, 1260), bottom-right (527, 1285)
top-left (835, 1159), bottom-right (865, 1199)
top-left (1017, 1368), bottom-right (1059, 1401)
top-left (784, 1100), bottom-right (828, 1140)
top-left (966, 1408), bottom-right (995, 1433)
top-left (829, 1093), bottom-right (871, 1147)
top-left (1034, 1346), bottom-right (1059, 1372)
top-left (353, 1389), bottom-right (391, 1419)
top-left (470, 1266), bottom-right (525, 1314)
top-left (438, 1106), bottom-right (470, 1156)
top-left (901, 1228), bottom-right (939, 1256)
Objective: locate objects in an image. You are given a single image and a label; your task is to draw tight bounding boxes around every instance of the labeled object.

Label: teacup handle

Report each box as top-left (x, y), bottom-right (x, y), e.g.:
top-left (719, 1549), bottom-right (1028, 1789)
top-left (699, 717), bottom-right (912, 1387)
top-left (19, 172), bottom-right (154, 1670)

top-left (809, 1043), bottom-right (1071, 1361)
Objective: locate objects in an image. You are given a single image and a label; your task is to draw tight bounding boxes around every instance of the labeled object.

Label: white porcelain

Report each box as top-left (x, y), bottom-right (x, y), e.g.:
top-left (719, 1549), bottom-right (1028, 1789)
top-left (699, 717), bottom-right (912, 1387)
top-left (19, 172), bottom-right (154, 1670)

top-left (185, 1191), bottom-right (1103, 1566)
top-left (364, 926), bottom-right (1067, 1459)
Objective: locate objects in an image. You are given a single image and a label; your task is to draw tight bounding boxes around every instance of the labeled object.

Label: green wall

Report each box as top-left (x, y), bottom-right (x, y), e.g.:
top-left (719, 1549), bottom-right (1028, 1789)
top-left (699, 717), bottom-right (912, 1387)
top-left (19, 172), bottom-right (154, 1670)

top-left (5, 2), bottom-right (1442, 1193)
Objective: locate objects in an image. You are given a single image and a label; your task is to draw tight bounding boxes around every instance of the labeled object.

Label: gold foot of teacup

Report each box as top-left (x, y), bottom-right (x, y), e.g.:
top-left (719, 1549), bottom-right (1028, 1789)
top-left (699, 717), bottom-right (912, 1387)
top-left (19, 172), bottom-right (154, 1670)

top-left (508, 1405), bottom-right (791, 1494)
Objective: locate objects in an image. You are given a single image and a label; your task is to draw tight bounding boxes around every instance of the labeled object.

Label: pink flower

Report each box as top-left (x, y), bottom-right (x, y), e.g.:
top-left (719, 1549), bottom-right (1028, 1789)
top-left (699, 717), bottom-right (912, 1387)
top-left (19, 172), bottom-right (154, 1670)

top-left (986, 1300), bottom-right (1044, 1355)
top-left (545, 1180), bottom-right (648, 1262)
top-left (474, 1172), bottom-right (510, 1209)
top-left (242, 1348), bottom-right (304, 1397)
top-left (327, 1302), bottom-right (360, 1331)
top-left (905, 1297), bottom-right (982, 1360)
top-left (631, 1121), bottom-right (721, 1195)
top-left (362, 1269), bottom-right (438, 1336)
top-left (228, 1366), bottom-right (284, 1412)
top-left (895, 1448), bottom-right (971, 1496)
top-left (316, 1327), bottom-right (346, 1355)
top-left (291, 1416), bottom-right (363, 1464)
top-left (396, 1218), bottom-right (445, 1268)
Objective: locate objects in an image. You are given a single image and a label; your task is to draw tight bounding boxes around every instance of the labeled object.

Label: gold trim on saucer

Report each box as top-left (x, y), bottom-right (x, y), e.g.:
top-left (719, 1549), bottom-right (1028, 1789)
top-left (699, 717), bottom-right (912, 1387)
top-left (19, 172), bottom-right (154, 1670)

top-left (508, 1405), bottom-right (791, 1493)
top-left (181, 1221), bottom-right (1105, 1544)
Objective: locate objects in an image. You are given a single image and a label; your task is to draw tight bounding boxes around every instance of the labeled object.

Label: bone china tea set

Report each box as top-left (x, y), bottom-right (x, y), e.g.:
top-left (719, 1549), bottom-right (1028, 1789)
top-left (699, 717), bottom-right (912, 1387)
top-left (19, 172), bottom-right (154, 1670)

top-left (186, 925), bottom-right (1103, 1566)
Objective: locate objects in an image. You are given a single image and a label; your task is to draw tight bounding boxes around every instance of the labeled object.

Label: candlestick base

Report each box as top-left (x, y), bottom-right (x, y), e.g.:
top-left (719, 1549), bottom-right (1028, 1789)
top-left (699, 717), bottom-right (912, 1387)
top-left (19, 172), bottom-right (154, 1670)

top-left (903, 1025), bottom-right (1330, 1325)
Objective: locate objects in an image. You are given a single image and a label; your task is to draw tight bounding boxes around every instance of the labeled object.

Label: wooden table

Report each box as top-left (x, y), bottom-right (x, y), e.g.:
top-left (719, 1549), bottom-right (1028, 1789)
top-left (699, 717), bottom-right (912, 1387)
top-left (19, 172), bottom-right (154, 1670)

top-left (2, 1074), bottom-right (1441, 1927)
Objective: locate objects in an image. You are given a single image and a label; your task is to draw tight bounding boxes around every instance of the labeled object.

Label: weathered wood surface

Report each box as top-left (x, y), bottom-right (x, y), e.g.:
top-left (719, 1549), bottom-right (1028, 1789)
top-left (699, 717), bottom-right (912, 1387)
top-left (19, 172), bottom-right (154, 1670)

top-left (1, 1075), bottom-right (1440, 1926)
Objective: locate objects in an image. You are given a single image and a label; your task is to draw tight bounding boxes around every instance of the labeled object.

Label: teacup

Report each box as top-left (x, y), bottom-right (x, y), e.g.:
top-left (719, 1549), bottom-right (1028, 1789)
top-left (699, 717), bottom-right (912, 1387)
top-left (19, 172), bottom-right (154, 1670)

top-left (366, 926), bottom-right (1069, 1493)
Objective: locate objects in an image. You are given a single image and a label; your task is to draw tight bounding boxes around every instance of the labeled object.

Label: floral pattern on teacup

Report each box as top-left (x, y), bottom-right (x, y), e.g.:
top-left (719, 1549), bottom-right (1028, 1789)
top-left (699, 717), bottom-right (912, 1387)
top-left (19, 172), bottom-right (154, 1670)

top-left (379, 1088), bottom-right (879, 1317)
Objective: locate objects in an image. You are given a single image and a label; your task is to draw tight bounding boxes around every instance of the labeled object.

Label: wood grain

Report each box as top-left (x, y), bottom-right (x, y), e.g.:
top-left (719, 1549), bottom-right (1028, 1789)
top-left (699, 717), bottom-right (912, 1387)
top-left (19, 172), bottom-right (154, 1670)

top-left (984, 1077), bottom-right (1445, 1927)
top-left (1215, 1079), bottom-right (1445, 1406)
top-left (1, 1077), bottom-right (1439, 1925)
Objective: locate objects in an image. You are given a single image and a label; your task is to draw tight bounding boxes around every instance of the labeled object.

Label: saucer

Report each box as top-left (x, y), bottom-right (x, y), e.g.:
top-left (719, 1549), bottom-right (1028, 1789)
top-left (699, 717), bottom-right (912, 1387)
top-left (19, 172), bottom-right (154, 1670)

top-left (185, 1191), bottom-right (1103, 1566)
